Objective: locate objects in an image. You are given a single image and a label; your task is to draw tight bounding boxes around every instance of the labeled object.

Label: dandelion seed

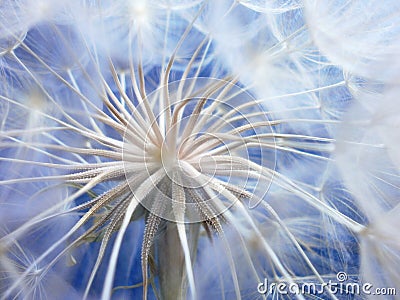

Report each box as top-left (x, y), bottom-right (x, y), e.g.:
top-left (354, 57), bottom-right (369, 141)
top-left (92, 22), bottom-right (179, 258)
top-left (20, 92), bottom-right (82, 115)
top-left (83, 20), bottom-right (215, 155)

top-left (0, 230), bottom-right (83, 300)
top-left (304, 0), bottom-right (400, 81)
top-left (335, 86), bottom-right (400, 295)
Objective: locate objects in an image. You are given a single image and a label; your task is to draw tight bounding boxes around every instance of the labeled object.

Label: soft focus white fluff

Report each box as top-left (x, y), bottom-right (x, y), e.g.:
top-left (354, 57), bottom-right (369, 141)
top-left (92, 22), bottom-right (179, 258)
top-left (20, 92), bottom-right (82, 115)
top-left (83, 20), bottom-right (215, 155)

top-left (304, 0), bottom-right (400, 81)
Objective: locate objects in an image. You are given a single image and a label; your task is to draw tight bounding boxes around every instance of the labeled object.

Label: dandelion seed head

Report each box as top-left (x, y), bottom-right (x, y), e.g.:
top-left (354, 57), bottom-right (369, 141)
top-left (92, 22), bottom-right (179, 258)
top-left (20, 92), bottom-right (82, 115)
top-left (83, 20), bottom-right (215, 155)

top-left (1, 0), bottom-right (400, 299)
top-left (121, 77), bottom-right (276, 223)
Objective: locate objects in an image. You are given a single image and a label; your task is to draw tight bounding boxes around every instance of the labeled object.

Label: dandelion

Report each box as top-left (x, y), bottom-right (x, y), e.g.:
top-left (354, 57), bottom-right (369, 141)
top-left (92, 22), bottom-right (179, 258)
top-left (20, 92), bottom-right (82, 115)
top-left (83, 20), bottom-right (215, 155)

top-left (0, 1), bottom-right (399, 299)
top-left (0, 229), bottom-right (82, 299)
top-left (303, 0), bottom-right (400, 81)
top-left (335, 85), bottom-right (400, 294)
